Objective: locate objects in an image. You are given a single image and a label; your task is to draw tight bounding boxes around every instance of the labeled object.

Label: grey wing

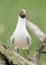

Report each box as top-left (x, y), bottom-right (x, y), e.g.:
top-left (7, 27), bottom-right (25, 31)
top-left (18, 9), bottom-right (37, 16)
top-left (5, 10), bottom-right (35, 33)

top-left (27, 35), bottom-right (32, 46)
top-left (10, 35), bottom-right (14, 45)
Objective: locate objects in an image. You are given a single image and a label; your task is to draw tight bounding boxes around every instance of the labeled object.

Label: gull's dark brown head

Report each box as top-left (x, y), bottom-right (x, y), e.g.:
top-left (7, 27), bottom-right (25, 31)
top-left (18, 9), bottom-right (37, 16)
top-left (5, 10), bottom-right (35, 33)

top-left (19, 9), bottom-right (27, 18)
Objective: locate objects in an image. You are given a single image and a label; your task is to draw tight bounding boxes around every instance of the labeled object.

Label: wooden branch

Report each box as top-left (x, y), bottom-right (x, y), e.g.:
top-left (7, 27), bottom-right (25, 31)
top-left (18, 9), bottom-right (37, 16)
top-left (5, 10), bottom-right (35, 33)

top-left (26, 20), bottom-right (46, 65)
top-left (0, 44), bottom-right (36, 65)
top-left (26, 20), bottom-right (45, 41)
top-left (33, 35), bottom-right (46, 65)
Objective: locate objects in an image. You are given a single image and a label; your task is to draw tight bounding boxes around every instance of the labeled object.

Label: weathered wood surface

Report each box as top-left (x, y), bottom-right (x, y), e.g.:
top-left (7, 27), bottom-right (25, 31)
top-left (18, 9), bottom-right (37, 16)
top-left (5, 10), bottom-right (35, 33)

top-left (26, 20), bottom-right (45, 41)
top-left (0, 44), bottom-right (36, 65)
top-left (26, 20), bottom-right (46, 65)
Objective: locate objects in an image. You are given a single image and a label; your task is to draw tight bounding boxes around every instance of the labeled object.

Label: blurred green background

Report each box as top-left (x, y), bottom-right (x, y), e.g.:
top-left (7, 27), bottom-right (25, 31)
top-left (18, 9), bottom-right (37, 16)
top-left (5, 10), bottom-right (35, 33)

top-left (0, 0), bottom-right (46, 65)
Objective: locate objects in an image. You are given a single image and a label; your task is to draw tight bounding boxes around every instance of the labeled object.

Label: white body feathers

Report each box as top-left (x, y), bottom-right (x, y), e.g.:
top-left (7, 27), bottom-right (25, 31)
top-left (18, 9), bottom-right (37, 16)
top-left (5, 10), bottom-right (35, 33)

top-left (10, 16), bottom-right (31, 49)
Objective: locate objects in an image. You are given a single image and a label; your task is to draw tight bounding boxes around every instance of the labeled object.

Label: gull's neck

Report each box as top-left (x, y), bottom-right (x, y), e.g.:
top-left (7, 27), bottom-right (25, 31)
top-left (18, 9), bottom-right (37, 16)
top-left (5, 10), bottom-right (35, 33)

top-left (16, 16), bottom-right (26, 29)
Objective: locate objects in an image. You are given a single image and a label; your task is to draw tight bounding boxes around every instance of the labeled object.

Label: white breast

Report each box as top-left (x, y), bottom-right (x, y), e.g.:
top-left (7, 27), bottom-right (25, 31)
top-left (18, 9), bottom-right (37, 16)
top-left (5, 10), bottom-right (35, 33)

top-left (14, 32), bottom-right (28, 48)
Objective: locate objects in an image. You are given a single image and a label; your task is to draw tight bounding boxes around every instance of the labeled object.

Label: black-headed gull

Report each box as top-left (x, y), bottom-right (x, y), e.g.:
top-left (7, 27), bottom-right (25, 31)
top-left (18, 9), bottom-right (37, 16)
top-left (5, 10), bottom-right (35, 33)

top-left (10, 9), bottom-right (31, 59)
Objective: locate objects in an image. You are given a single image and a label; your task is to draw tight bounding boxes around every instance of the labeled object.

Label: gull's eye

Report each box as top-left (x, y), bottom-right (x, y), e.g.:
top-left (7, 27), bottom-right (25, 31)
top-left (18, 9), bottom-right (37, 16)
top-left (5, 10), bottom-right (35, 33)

top-left (21, 10), bottom-right (23, 13)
